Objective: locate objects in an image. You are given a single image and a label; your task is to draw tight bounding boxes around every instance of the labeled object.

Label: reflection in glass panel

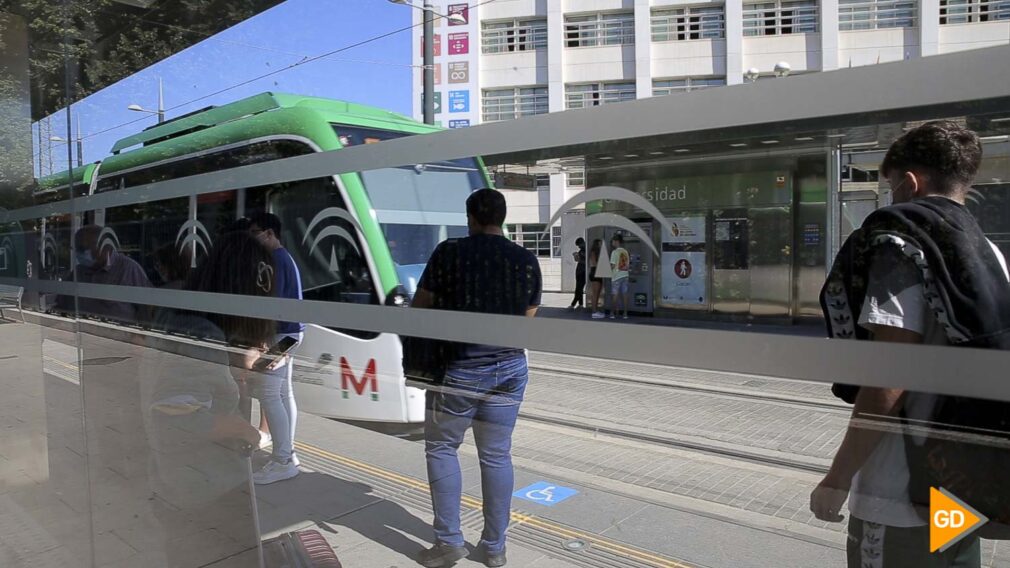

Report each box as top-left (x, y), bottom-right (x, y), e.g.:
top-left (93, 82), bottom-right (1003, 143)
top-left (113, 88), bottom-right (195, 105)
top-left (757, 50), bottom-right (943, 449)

top-left (3, 1), bottom-right (1010, 563)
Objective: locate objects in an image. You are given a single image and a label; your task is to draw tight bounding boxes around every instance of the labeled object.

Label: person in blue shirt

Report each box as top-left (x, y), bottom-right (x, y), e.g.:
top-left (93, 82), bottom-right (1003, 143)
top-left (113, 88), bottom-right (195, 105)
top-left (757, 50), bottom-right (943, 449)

top-left (248, 213), bottom-right (305, 485)
top-left (412, 189), bottom-right (542, 568)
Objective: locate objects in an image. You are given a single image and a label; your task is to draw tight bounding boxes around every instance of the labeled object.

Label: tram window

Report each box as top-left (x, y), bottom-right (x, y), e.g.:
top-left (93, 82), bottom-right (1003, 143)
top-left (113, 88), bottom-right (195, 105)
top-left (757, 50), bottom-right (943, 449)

top-left (95, 139), bottom-right (315, 193)
top-left (34, 183), bottom-right (90, 205)
top-left (248, 178), bottom-right (378, 308)
top-left (104, 198), bottom-right (190, 284)
top-left (40, 215), bottom-right (73, 281)
top-left (333, 125), bottom-right (410, 147)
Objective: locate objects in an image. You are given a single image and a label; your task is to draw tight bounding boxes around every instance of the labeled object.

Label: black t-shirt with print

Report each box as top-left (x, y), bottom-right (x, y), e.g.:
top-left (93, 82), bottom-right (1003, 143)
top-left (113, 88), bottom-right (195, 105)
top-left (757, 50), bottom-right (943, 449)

top-left (418, 233), bottom-right (542, 366)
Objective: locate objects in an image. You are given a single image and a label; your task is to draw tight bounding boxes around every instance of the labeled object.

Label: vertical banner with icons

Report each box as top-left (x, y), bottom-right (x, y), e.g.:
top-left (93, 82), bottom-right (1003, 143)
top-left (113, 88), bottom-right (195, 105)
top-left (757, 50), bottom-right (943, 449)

top-left (412, 2), bottom-right (480, 127)
top-left (660, 216), bottom-right (708, 306)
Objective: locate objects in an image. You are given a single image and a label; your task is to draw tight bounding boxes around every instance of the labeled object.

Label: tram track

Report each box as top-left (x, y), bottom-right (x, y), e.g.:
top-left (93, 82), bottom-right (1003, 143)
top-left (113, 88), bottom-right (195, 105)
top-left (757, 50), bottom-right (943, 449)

top-left (518, 406), bottom-right (831, 475)
top-left (528, 363), bottom-right (851, 412)
top-left (522, 363), bottom-right (843, 475)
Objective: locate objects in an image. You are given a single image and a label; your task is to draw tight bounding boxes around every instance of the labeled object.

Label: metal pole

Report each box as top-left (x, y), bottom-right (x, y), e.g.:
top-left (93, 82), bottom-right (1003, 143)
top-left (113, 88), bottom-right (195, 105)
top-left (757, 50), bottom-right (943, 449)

top-left (37, 122), bottom-right (43, 178)
top-left (75, 114), bottom-right (83, 167)
top-left (826, 143), bottom-right (842, 269)
top-left (422, 2), bottom-right (435, 125)
top-left (157, 77), bottom-right (165, 123)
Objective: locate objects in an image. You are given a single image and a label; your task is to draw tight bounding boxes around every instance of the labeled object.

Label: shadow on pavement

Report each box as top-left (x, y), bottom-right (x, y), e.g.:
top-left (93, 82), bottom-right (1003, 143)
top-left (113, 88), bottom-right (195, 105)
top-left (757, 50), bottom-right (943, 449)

top-left (256, 471), bottom-right (434, 560)
top-left (335, 419), bottom-right (426, 441)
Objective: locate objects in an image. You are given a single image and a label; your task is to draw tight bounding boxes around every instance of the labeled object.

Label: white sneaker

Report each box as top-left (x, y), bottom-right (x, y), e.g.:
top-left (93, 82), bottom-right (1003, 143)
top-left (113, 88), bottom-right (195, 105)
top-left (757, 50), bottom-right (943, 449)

top-left (591, 312), bottom-right (604, 319)
top-left (257, 431), bottom-right (273, 450)
top-left (609, 314), bottom-right (616, 319)
top-left (622, 315), bottom-right (629, 320)
top-left (253, 460), bottom-right (300, 485)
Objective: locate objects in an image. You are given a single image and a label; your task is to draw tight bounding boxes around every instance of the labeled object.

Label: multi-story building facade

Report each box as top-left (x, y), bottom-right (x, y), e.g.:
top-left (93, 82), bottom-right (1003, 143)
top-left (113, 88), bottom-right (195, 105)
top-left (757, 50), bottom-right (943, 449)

top-left (411, 0), bottom-right (1009, 290)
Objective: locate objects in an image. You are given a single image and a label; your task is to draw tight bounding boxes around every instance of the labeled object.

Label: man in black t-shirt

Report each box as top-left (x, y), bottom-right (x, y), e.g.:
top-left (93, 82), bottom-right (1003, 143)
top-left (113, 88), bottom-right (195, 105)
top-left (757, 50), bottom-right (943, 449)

top-left (412, 188), bottom-right (541, 568)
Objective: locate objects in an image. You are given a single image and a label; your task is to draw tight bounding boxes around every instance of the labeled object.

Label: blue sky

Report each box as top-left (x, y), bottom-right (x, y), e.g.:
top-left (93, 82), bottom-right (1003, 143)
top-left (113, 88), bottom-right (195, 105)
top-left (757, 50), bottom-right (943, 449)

top-left (36, 0), bottom-right (413, 171)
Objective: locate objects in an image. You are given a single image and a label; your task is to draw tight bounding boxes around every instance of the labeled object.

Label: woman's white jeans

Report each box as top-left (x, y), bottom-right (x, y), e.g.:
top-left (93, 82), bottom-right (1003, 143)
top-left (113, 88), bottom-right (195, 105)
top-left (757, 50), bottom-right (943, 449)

top-left (252, 333), bottom-right (302, 463)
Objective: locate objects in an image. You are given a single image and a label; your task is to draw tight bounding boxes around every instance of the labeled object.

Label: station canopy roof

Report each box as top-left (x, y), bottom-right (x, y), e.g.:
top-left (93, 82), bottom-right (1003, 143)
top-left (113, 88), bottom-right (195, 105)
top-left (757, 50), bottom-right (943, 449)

top-left (461, 45), bottom-right (1010, 175)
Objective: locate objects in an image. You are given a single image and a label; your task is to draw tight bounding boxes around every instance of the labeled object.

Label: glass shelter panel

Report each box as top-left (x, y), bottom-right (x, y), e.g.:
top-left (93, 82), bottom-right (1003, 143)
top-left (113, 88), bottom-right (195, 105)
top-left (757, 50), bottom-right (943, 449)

top-left (3, 5), bottom-right (1010, 567)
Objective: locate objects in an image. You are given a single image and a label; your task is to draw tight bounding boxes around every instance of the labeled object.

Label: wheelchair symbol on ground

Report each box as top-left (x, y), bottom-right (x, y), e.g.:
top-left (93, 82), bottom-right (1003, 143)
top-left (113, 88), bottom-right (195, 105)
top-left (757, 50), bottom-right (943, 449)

top-left (513, 482), bottom-right (578, 507)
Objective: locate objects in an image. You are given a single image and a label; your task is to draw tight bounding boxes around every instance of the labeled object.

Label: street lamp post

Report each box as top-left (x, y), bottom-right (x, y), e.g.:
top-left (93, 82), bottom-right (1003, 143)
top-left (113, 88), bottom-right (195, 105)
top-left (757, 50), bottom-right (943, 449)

top-left (49, 115), bottom-right (84, 167)
top-left (389, 0), bottom-right (466, 125)
top-left (127, 77), bottom-right (166, 123)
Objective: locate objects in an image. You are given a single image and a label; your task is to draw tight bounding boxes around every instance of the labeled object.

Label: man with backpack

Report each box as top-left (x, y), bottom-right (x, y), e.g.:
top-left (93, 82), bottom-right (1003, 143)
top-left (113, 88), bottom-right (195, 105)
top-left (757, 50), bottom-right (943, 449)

top-left (811, 121), bottom-right (1010, 567)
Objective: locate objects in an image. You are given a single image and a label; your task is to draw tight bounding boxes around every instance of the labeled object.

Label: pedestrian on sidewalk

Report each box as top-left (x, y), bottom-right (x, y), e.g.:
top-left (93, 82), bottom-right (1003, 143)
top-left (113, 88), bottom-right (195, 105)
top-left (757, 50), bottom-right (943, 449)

top-left (810, 121), bottom-right (1010, 568)
top-left (247, 212), bottom-right (305, 485)
top-left (411, 188), bottom-right (542, 568)
top-left (588, 239), bottom-right (605, 319)
top-left (609, 233), bottom-right (630, 320)
top-left (73, 224), bottom-right (153, 324)
top-left (567, 238), bottom-right (587, 311)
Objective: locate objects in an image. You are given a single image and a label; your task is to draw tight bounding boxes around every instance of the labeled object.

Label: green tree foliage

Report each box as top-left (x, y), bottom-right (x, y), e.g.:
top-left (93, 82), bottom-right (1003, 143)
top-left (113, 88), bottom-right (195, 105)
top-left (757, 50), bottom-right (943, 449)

top-left (0, 0), bottom-right (278, 199)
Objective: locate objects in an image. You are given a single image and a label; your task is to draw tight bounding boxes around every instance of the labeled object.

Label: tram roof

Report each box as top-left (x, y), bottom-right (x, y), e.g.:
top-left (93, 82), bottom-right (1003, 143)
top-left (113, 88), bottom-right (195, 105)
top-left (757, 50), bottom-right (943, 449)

top-left (36, 163), bottom-right (97, 192)
top-left (109, 92), bottom-right (432, 154)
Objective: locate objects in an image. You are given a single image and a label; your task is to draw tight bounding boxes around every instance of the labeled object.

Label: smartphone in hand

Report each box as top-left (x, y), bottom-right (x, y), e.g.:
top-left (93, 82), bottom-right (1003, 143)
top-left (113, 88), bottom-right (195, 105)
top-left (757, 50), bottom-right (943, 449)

top-left (252, 335), bottom-right (299, 372)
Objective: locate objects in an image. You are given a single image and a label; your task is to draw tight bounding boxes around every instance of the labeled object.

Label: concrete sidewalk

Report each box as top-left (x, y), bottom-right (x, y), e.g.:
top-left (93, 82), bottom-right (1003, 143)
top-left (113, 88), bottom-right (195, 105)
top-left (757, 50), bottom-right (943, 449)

top-left (283, 412), bottom-right (842, 568)
top-left (263, 415), bottom-right (696, 568)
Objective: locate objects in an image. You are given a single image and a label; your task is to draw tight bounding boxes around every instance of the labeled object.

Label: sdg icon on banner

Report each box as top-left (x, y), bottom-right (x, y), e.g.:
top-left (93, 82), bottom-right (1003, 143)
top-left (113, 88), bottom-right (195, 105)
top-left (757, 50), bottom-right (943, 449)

top-left (448, 61), bottom-right (469, 84)
top-left (448, 3), bottom-right (469, 25)
top-left (420, 92), bottom-right (443, 114)
top-left (448, 90), bottom-right (469, 113)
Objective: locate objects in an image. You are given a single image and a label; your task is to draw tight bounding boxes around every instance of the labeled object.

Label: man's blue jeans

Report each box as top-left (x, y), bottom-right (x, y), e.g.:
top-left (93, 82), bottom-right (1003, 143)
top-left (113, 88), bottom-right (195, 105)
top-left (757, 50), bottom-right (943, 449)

top-left (425, 355), bottom-right (528, 554)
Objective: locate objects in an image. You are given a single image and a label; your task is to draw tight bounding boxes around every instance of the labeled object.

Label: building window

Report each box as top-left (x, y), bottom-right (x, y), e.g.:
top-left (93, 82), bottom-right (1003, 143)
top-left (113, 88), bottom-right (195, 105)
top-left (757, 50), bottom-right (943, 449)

top-left (482, 19), bottom-right (548, 53)
top-left (567, 169), bottom-right (585, 188)
top-left (508, 223), bottom-right (552, 257)
top-left (653, 77), bottom-right (726, 96)
top-left (940, 0), bottom-right (1010, 23)
top-left (839, 0), bottom-right (917, 29)
top-left (482, 87), bottom-right (549, 122)
top-left (566, 82), bottom-right (637, 109)
top-left (743, 0), bottom-right (819, 35)
top-left (565, 12), bottom-right (636, 47)
top-left (652, 5), bottom-right (726, 41)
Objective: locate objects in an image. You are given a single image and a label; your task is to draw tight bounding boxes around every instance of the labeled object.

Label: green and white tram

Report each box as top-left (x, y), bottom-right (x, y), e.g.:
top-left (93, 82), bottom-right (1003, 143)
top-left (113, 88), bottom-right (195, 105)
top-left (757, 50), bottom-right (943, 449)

top-left (36, 93), bottom-right (492, 423)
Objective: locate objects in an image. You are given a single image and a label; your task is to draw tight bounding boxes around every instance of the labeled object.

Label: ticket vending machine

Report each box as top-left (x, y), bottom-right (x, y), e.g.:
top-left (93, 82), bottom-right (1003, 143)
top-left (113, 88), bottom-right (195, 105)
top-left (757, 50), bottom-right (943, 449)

top-left (599, 222), bottom-right (655, 315)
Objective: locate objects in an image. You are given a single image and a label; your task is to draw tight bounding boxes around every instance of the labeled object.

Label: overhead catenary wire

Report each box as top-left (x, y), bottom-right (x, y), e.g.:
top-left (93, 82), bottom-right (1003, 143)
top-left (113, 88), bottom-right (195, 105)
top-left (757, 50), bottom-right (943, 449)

top-left (59, 0), bottom-right (496, 149)
top-left (168, 0), bottom-right (497, 111)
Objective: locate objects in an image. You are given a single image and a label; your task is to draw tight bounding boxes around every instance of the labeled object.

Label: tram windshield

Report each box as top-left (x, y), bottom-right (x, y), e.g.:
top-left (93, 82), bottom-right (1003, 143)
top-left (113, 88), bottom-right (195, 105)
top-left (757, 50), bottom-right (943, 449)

top-left (334, 125), bottom-right (483, 293)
